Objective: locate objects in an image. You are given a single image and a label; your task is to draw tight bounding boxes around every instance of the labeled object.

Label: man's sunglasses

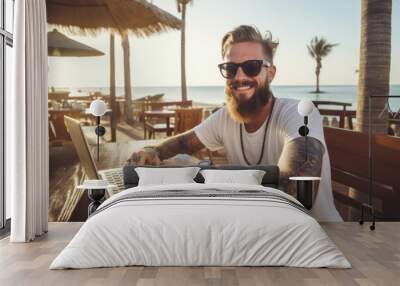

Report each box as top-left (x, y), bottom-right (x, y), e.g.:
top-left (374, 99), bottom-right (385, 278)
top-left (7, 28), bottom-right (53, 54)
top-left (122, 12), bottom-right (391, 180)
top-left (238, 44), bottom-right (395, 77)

top-left (218, 59), bottom-right (270, 79)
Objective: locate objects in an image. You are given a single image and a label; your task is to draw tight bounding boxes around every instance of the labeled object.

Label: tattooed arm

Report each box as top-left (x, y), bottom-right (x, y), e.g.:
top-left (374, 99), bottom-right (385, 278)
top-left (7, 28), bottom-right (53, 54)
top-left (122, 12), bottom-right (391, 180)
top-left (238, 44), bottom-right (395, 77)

top-left (277, 136), bottom-right (325, 197)
top-left (126, 130), bottom-right (206, 165)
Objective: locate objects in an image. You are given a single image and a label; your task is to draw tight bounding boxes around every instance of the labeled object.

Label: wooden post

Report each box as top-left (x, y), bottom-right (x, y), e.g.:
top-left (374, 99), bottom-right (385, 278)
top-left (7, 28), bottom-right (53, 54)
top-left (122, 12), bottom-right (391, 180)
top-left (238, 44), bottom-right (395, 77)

top-left (109, 33), bottom-right (117, 142)
top-left (122, 34), bottom-right (134, 125)
top-left (180, 2), bottom-right (188, 102)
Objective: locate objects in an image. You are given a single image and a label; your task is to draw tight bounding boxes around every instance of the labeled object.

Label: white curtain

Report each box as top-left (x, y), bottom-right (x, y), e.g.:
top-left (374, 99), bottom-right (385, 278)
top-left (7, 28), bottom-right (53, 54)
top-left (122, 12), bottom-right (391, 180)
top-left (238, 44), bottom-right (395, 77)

top-left (7, 0), bottom-right (49, 242)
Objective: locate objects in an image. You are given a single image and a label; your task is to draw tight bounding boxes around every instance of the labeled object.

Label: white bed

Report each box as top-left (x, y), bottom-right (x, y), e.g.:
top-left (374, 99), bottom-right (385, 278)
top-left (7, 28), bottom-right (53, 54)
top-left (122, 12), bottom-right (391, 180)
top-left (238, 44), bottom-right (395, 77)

top-left (50, 183), bottom-right (350, 269)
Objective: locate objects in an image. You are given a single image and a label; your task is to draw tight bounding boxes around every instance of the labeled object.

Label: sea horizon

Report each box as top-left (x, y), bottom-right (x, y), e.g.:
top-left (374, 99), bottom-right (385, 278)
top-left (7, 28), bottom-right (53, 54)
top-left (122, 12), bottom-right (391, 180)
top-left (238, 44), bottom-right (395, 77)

top-left (55, 83), bottom-right (400, 88)
top-left (59, 84), bottom-right (400, 111)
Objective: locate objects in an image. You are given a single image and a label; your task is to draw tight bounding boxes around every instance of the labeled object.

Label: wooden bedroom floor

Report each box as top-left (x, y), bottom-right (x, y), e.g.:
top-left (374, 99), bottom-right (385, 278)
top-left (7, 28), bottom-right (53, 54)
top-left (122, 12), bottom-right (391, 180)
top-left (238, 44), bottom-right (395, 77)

top-left (0, 222), bottom-right (399, 286)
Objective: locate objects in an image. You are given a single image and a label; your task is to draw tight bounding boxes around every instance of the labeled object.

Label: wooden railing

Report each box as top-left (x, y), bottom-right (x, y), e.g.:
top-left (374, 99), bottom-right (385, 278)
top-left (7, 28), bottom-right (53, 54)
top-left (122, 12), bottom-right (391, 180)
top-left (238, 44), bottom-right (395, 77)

top-left (315, 100), bottom-right (400, 134)
top-left (313, 101), bottom-right (355, 129)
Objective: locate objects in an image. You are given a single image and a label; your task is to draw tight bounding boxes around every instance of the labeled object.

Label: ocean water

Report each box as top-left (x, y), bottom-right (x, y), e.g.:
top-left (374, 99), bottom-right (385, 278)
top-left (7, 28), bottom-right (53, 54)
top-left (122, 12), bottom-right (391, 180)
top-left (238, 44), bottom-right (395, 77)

top-left (74, 85), bottom-right (400, 111)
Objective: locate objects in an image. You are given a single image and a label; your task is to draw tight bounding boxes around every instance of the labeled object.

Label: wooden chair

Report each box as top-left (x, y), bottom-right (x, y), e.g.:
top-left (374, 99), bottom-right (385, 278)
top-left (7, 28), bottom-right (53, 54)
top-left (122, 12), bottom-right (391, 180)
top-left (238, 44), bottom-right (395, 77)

top-left (48, 120), bottom-right (62, 147)
top-left (144, 119), bottom-right (173, 139)
top-left (174, 108), bottom-right (203, 135)
top-left (143, 101), bottom-right (193, 138)
top-left (64, 115), bottom-right (124, 189)
top-left (48, 110), bottom-right (83, 143)
top-left (64, 116), bottom-right (99, 180)
top-left (144, 107), bottom-right (203, 139)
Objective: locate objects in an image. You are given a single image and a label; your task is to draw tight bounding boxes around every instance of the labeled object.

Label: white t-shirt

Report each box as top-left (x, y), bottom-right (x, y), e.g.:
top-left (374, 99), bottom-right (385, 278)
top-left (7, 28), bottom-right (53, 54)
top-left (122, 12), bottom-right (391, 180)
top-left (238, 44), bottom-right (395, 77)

top-left (194, 97), bottom-right (342, 222)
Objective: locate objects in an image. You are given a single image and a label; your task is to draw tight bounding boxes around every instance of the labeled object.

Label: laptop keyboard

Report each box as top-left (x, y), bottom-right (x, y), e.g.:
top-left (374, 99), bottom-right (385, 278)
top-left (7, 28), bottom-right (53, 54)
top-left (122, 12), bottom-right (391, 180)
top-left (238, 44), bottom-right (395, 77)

top-left (98, 168), bottom-right (125, 196)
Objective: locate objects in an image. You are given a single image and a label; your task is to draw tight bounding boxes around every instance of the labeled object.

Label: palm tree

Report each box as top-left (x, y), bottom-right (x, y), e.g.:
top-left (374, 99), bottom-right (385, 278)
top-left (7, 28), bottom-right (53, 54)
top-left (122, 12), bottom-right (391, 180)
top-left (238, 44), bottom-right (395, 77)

top-left (356, 0), bottom-right (392, 134)
top-left (176, 0), bottom-right (192, 102)
top-left (121, 34), bottom-right (134, 125)
top-left (307, 37), bottom-right (338, 93)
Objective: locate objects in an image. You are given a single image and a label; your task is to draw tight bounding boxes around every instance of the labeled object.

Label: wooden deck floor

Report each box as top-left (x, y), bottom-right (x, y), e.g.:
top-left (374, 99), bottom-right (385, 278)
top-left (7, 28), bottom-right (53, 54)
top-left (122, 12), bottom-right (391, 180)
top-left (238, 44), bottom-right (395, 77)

top-left (1, 222), bottom-right (399, 286)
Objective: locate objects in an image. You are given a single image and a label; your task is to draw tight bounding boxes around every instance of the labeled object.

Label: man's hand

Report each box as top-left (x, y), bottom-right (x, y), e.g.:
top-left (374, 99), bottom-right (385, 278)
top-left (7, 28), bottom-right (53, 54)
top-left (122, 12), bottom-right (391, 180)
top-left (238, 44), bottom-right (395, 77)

top-left (125, 130), bottom-right (205, 166)
top-left (126, 147), bottom-right (161, 166)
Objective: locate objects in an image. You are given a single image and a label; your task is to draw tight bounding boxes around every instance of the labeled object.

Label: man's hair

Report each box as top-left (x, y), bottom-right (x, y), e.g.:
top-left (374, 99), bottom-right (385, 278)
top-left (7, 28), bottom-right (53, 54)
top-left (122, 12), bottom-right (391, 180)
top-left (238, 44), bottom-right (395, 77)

top-left (221, 25), bottom-right (279, 63)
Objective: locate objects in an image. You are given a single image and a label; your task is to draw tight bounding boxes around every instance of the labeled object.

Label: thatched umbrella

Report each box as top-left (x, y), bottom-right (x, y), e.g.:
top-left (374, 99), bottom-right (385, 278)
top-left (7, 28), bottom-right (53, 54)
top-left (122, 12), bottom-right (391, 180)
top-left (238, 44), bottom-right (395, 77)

top-left (48, 28), bottom-right (104, 105)
top-left (47, 0), bottom-right (181, 141)
top-left (48, 29), bottom-right (104, 57)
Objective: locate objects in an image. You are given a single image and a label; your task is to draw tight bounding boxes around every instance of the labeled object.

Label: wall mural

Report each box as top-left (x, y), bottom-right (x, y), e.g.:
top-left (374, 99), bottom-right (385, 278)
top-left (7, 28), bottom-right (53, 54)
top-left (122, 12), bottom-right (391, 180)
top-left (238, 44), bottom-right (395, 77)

top-left (46, 0), bottom-right (400, 222)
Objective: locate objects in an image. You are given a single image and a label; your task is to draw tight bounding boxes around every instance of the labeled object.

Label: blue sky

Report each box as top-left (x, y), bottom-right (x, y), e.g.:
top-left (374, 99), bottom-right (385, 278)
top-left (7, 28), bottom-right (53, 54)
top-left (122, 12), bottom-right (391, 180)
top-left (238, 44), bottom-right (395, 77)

top-left (48, 0), bottom-right (399, 88)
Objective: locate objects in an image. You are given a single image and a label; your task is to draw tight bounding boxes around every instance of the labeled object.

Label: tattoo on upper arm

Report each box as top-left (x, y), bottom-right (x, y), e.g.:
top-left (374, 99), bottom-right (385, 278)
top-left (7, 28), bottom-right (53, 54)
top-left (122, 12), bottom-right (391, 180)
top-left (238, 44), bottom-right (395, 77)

top-left (278, 137), bottom-right (325, 194)
top-left (155, 130), bottom-right (205, 160)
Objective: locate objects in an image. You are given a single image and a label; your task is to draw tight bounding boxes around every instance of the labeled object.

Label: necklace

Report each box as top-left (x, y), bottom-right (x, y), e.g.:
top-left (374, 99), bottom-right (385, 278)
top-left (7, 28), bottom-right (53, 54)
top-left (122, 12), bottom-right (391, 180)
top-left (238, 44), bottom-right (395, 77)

top-left (240, 97), bottom-right (275, 165)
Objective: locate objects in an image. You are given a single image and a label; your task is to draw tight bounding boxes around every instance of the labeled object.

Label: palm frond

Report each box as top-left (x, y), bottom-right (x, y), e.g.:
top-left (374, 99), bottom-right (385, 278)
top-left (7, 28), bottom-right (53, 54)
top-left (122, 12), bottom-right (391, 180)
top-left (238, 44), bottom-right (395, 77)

top-left (176, 0), bottom-right (193, 12)
top-left (307, 45), bottom-right (315, 58)
top-left (307, 36), bottom-right (338, 59)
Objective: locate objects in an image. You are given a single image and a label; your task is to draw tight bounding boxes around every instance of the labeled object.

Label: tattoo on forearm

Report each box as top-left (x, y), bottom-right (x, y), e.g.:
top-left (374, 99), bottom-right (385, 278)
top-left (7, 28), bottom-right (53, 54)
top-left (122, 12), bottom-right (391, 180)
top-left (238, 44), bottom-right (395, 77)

top-left (278, 137), bottom-right (325, 195)
top-left (155, 130), bottom-right (205, 160)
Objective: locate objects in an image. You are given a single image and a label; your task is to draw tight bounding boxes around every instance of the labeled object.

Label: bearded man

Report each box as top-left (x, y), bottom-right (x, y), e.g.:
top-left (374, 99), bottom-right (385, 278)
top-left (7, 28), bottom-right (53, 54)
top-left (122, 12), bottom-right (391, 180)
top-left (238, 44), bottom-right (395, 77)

top-left (127, 25), bottom-right (342, 222)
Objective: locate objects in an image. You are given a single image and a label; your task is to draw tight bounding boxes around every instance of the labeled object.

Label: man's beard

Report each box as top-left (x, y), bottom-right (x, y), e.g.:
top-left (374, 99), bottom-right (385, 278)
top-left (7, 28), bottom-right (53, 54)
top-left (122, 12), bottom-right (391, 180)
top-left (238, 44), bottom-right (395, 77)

top-left (225, 79), bottom-right (271, 123)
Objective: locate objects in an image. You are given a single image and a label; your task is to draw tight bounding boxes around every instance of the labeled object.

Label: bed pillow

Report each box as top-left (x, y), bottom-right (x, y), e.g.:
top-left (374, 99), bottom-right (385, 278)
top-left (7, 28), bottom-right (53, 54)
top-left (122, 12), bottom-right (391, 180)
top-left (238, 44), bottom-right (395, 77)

top-left (135, 167), bottom-right (201, 186)
top-left (200, 169), bottom-right (266, 185)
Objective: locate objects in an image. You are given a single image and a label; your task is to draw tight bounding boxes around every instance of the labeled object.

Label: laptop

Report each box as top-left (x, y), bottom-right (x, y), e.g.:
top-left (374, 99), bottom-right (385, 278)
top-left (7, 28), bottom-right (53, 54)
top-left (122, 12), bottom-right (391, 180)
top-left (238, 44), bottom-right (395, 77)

top-left (64, 116), bottom-right (125, 196)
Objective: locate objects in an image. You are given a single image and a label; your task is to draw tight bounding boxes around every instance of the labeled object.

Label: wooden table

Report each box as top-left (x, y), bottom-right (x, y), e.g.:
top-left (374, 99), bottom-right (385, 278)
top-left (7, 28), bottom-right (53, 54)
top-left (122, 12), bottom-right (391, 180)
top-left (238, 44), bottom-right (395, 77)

top-left (143, 110), bottom-right (175, 137)
top-left (91, 140), bottom-right (164, 170)
top-left (91, 140), bottom-right (201, 170)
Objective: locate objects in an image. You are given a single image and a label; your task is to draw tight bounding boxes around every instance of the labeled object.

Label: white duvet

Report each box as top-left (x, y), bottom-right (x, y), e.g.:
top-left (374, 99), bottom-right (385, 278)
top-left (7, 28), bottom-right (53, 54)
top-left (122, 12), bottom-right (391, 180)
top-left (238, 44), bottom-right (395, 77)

top-left (50, 183), bottom-right (350, 269)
